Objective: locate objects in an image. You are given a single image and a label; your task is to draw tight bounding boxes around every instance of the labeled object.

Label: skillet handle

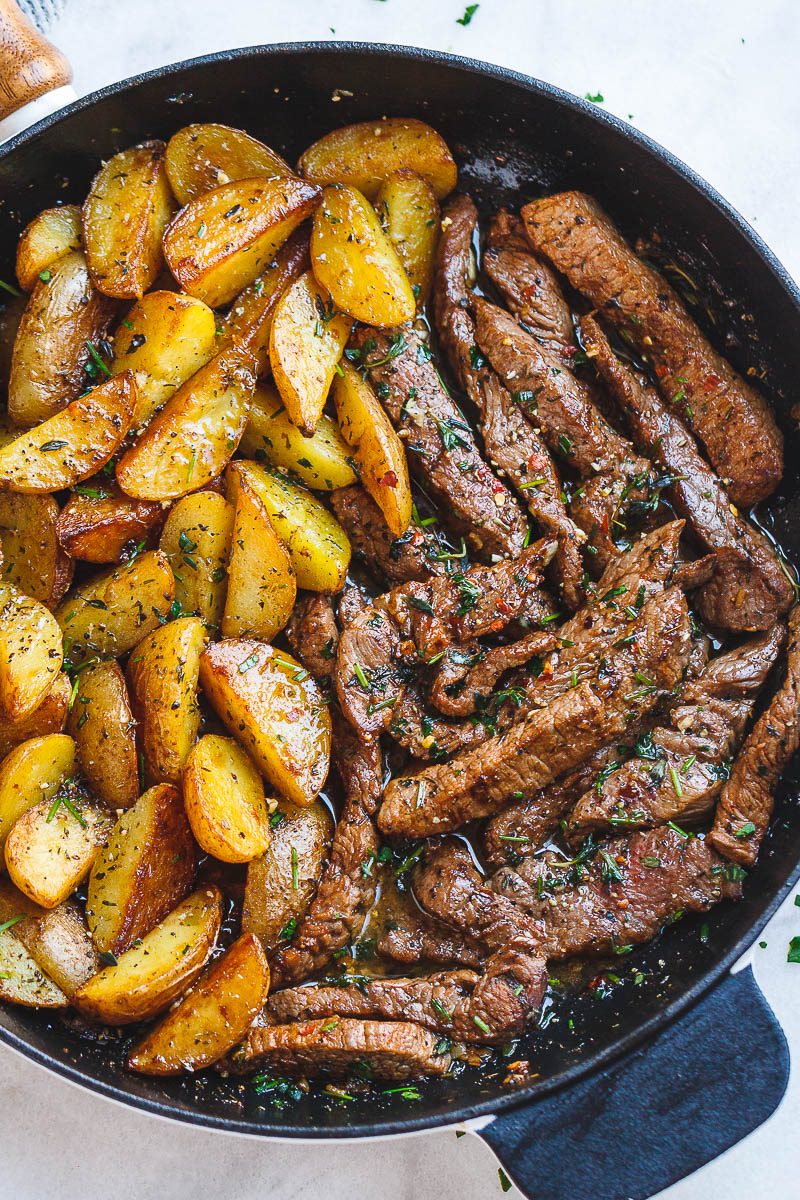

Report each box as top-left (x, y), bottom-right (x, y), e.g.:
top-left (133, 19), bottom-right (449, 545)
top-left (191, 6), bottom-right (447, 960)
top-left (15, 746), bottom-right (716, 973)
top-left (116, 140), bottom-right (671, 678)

top-left (0, 0), bottom-right (73, 129)
top-left (478, 965), bottom-right (788, 1200)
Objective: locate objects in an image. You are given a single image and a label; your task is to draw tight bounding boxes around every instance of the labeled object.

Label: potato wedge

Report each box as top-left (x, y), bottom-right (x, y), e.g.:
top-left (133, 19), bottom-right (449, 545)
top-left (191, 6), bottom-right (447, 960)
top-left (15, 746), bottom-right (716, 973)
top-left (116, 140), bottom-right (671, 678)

top-left (268, 270), bottom-right (352, 435)
top-left (158, 491), bottom-right (233, 630)
top-left (242, 799), bottom-right (333, 950)
top-left (0, 673), bottom-right (70, 761)
top-left (299, 118), bottom-right (457, 201)
top-left (218, 228), bottom-right (309, 375)
top-left (66, 660), bottom-right (138, 810)
top-left (111, 290), bottom-right (218, 428)
top-left (127, 617), bottom-right (207, 786)
top-left (56, 550), bottom-right (175, 665)
top-left (183, 735), bottom-right (270, 864)
top-left (0, 585), bottom-right (64, 721)
top-left (74, 886), bottom-right (222, 1024)
top-left (56, 485), bottom-right (164, 563)
top-left (128, 931), bottom-right (268, 1074)
top-left (311, 185), bottom-right (415, 326)
top-left (5, 786), bottom-right (114, 908)
top-left (333, 360), bottom-right (412, 536)
top-left (234, 462), bottom-right (350, 592)
top-left (163, 177), bottom-right (320, 308)
top-left (14, 900), bottom-right (99, 997)
top-left (199, 640), bottom-right (331, 806)
top-left (222, 465), bottom-right (296, 641)
top-left (0, 926), bottom-right (66, 1007)
top-left (16, 205), bottom-right (82, 293)
top-left (376, 169), bottom-right (439, 307)
top-left (83, 142), bottom-right (174, 299)
top-left (165, 122), bottom-right (293, 206)
top-left (0, 291), bottom-right (25, 392)
top-left (116, 346), bottom-right (255, 501)
top-left (86, 783), bottom-right (198, 954)
top-left (0, 733), bottom-right (75, 857)
top-left (8, 251), bottom-right (117, 427)
top-left (239, 382), bottom-right (357, 491)
top-left (0, 493), bottom-right (73, 607)
top-left (0, 371), bottom-right (135, 494)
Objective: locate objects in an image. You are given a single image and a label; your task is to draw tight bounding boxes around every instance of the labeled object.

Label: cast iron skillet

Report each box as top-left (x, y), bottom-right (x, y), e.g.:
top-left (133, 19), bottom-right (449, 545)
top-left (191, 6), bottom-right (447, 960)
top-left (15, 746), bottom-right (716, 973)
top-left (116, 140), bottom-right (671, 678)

top-left (1, 21), bottom-right (800, 1200)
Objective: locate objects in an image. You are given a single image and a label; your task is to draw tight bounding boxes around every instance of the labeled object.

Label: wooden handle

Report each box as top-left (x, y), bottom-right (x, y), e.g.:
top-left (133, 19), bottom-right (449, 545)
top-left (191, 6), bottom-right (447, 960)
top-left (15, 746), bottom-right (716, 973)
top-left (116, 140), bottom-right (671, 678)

top-left (0, 0), bottom-right (72, 121)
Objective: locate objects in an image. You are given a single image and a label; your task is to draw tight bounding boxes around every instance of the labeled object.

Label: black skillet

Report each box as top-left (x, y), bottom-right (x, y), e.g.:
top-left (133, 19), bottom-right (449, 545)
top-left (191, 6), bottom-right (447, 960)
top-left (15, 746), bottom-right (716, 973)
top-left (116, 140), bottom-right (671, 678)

top-left (1, 10), bottom-right (799, 1199)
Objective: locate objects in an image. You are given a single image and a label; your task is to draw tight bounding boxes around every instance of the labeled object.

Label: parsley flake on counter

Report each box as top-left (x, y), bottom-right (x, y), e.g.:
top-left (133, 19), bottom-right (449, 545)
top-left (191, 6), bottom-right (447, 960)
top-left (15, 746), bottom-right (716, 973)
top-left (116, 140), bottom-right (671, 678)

top-left (456, 3), bottom-right (479, 24)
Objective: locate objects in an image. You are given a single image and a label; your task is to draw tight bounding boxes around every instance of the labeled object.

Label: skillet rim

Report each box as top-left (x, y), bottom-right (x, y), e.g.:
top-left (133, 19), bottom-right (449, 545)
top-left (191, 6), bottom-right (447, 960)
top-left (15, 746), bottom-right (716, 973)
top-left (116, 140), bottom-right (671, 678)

top-left (0, 38), bottom-right (799, 1139)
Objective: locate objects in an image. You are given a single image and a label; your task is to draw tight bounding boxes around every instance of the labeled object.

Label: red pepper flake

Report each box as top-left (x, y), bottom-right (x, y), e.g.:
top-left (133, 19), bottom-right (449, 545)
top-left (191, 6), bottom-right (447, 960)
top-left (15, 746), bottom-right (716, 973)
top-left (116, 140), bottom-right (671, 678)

top-left (704, 372), bottom-right (721, 391)
top-left (380, 470), bottom-right (399, 488)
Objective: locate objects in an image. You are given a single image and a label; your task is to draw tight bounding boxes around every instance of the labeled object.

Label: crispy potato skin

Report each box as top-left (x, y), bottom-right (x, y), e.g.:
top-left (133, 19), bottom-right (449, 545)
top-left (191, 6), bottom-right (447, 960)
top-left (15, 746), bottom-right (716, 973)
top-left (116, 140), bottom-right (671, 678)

top-left (0, 927), bottom-right (67, 1007)
top-left (66, 660), bottom-right (138, 810)
top-left (16, 205), bottom-right (82, 293)
top-left (5, 792), bottom-right (114, 909)
top-left (311, 185), bottom-right (415, 327)
top-left (222, 465), bottom-right (296, 641)
top-left (0, 585), bottom-right (64, 720)
top-left (0, 674), bottom-right (71, 761)
top-left (298, 118), bottom-right (457, 200)
top-left (376, 169), bottom-right (439, 307)
top-left (163, 177), bottom-right (320, 308)
top-left (242, 799), bottom-right (333, 950)
top-left (199, 639), bottom-right (331, 806)
top-left (14, 900), bottom-right (99, 998)
top-left (0, 493), bottom-right (73, 607)
top-left (8, 251), bottom-right (117, 427)
top-left (165, 123), bottom-right (293, 206)
top-left (74, 886), bottom-right (222, 1024)
top-left (56, 486), bottom-right (164, 563)
top-left (0, 733), bottom-right (76, 856)
top-left (158, 491), bottom-right (234, 630)
top-left (183, 735), bottom-right (271, 864)
top-left (239, 382), bottom-right (357, 491)
top-left (86, 783), bottom-right (198, 955)
top-left (82, 142), bottom-right (174, 300)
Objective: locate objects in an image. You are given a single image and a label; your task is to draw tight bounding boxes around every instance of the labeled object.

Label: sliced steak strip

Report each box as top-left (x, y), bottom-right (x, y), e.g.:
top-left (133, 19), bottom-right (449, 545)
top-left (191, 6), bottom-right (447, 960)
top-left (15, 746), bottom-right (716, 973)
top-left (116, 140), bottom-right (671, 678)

top-left (429, 628), bottom-right (560, 718)
top-left (379, 587), bottom-right (691, 836)
top-left (235, 1018), bottom-right (451, 1080)
top-left (352, 324), bottom-right (527, 560)
top-left (433, 195), bottom-right (584, 609)
top-left (285, 593), bottom-right (339, 682)
top-left (582, 316), bottom-right (793, 632)
top-left (709, 605), bottom-right (800, 866)
top-left (377, 914), bottom-right (485, 969)
top-left (331, 486), bottom-right (447, 584)
top-left (522, 191), bottom-right (783, 506)
top-left (567, 624), bottom-right (786, 839)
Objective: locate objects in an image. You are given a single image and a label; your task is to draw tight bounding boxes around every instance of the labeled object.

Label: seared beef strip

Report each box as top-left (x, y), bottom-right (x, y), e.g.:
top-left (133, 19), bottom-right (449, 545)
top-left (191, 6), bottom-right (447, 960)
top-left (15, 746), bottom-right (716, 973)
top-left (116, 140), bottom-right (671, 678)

top-left (433, 195), bottom-right (584, 608)
top-left (709, 605), bottom-right (800, 866)
top-left (429, 628), bottom-right (560, 718)
top-left (285, 593), bottom-right (339, 682)
top-left (582, 316), bottom-right (793, 632)
top-left (567, 625), bottom-right (786, 839)
top-left (331, 486), bottom-right (447, 584)
top-left (235, 1018), bottom-right (451, 1080)
top-left (352, 324), bottom-right (527, 560)
top-left (379, 587), bottom-right (691, 836)
top-left (522, 191), bottom-right (783, 506)
top-left (377, 914), bottom-right (485, 969)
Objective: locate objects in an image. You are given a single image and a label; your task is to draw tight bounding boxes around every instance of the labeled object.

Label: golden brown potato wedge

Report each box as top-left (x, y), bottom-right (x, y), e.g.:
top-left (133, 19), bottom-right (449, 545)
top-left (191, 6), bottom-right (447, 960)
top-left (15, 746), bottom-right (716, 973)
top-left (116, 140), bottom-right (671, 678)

top-left (66, 660), bottom-right (138, 810)
top-left (376, 169), bottom-right (439, 307)
top-left (158, 491), bottom-right (234, 630)
top-left (14, 900), bottom-right (99, 998)
top-left (183, 735), bottom-right (270, 864)
top-left (333, 360), bottom-right (412, 537)
top-left (111, 290), bottom-right (218, 428)
top-left (56, 485), bottom-right (164, 563)
top-left (218, 228), bottom-right (309, 375)
top-left (239, 382), bottom-right (357, 491)
top-left (56, 550), bottom-right (175, 665)
top-left (0, 372), bottom-right (135, 494)
top-left (163, 177), bottom-right (320, 308)
top-left (311, 184), bottom-right (415, 326)
top-left (0, 733), bottom-right (75, 857)
top-left (128, 931), bottom-right (268, 1074)
top-left (268, 270), bottom-right (352, 435)
top-left (0, 585), bottom-right (64, 721)
top-left (83, 142), bottom-right (174, 299)
top-left (233, 462), bottom-right (350, 592)
top-left (165, 123), bottom-right (293, 206)
top-left (242, 799), bottom-right (333, 950)
top-left (86, 783), bottom-right (198, 955)
top-left (8, 251), bottom-right (117, 427)
top-left (74, 886), bottom-right (222, 1024)
top-left (127, 617), bottom-right (207, 786)
top-left (5, 786), bottom-right (114, 909)
top-left (199, 640), bottom-right (331, 806)
top-left (116, 347), bottom-right (255, 501)
top-left (0, 926), bottom-right (66, 1007)
top-left (222, 464), bottom-right (296, 641)
top-left (299, 118), bottom-right (457, 201)
top-left (0, 493), bottom-right (73, 607)
top-left (16, 205), bottom-right (82, 293)
top-left (0, 673), bottom-right (70, 761)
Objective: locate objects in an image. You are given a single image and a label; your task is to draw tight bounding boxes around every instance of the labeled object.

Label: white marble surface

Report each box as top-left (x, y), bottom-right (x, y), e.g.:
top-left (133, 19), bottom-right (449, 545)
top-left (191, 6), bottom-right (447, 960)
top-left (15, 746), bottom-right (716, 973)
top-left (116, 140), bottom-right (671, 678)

top-left (2, 2), bottom-right (800, 1198)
